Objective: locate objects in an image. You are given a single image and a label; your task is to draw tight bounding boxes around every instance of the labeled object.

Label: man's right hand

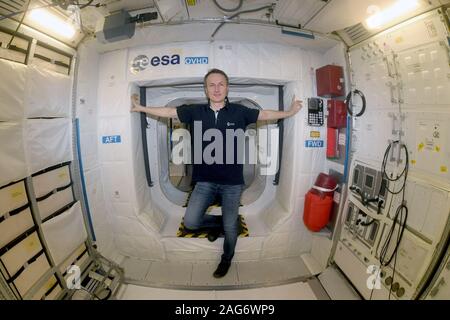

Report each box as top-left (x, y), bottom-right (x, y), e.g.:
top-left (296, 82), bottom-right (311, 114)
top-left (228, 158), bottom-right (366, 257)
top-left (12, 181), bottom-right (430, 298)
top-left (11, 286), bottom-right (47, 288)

top-left (131, 94), bottom-right (141, 113)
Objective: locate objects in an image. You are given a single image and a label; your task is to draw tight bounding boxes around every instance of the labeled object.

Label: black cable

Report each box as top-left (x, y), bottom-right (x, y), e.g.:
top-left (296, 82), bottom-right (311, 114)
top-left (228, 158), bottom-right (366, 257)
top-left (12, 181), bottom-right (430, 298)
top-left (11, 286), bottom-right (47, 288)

top-left (212, 0), bottom-right (244, 12)
top-left (345, 89), bottom-right (366, 117)
top-left (389, 203), bottom-right (405, 300)
top-left (381, 141), bottom-right (408, 195)
top-left (6, 0), bottom-right (31, 48)
top-left (360, 218), bottom-right (376, 226)
top-left (77, 0), bottom-right (94, 9)
top-left (379, 200), bottom-right (408, 267)
top-left (211, 4), bottom-right (274, 38)
top-left (367, 142), bottom-right (409, 300)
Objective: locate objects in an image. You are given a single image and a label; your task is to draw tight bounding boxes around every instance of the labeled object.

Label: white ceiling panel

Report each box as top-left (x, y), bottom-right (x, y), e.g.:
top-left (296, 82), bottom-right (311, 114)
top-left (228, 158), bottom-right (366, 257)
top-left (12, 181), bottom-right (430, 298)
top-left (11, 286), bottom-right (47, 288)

top-left (273, 0), bottom-right (326, 28)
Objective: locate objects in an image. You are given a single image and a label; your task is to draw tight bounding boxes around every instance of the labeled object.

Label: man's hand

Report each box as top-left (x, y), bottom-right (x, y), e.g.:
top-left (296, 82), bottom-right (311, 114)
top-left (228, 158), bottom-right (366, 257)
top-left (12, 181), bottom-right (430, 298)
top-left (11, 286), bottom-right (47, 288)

top-left (131, 94), bottom-right (142, 113)
top-left (289, 95), bottom-right (303, 116)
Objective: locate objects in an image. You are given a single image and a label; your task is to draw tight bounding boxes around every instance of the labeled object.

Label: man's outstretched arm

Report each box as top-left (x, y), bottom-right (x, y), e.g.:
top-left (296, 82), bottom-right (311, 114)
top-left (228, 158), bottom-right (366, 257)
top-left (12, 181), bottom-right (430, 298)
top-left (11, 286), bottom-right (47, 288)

top-left (258, 95), bottom-right (303, 121)
top-left (130, 94), bottom-right (178, 118)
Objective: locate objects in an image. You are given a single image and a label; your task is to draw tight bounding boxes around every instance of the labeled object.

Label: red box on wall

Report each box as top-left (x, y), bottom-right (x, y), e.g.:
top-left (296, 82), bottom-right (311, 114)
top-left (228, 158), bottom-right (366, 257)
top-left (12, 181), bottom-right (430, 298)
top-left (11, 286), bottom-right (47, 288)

top-left (316, 65), bottom-right (344, 98)
top-left (327, 100), bottom-right (347, 128)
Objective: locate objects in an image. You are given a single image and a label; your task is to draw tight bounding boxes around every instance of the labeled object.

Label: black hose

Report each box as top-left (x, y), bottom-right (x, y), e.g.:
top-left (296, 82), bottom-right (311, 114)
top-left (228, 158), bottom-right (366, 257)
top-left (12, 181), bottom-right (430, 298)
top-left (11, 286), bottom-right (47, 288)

top-left (213, 0), bottom-right (244, 12)
top-left (211, 4), bottom-right (274, 38)
top-left (78, 0), bottom-right (94, 9)
top-left (345, 89), bottom-right (366, 117)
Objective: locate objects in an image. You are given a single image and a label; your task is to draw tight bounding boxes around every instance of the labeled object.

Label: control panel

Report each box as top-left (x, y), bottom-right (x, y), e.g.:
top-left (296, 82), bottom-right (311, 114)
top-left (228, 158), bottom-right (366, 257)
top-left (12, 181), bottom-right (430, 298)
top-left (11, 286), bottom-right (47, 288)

top-left (334, 159), bottom-right (450, 300)
top-left (349, 163), bottom-right (388, 211)
top-left (307, 97), bottom-right (324, 126)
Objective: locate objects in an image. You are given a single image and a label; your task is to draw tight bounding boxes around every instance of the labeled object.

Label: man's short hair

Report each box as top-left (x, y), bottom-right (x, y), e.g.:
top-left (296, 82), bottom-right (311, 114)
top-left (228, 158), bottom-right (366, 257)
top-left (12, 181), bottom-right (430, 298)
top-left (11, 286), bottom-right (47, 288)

top-left (204, 68), bottom-right (229, 86)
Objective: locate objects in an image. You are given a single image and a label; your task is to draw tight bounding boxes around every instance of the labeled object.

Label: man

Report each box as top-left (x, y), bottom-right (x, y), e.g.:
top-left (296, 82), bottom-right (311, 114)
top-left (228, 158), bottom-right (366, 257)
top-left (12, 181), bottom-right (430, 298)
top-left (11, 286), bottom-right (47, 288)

top-left (131, 68), bottom-right (302, 278)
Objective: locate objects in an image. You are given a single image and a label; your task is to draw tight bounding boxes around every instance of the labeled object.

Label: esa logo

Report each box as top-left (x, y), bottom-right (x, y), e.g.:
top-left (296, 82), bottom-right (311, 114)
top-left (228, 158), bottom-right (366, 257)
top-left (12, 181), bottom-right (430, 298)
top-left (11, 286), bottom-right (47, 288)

top-left (131, 54), bottom-right (180, 73)
top-left (150, 54), bottom-right (180, 66)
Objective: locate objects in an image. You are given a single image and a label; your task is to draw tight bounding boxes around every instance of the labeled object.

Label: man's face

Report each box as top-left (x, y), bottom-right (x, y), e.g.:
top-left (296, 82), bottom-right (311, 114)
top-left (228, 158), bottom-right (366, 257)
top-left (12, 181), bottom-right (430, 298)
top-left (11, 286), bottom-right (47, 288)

top-left (205, 73), bottom-right (228, 104)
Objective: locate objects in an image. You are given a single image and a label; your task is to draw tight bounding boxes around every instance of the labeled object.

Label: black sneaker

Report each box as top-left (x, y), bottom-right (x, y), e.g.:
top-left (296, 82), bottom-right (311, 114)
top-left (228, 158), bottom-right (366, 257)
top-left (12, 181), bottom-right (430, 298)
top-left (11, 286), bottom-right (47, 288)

top-left (207, 229), bottom-right (222, 242)
top-left (213, 260), bottom-right (231, 278)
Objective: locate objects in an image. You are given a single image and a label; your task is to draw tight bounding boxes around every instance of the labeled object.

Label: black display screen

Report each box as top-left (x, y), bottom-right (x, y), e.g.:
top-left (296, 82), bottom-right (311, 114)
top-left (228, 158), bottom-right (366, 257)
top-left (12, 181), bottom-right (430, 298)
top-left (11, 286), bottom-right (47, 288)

top-left (308, 98), bottom-right (320, 110)
top-left (379, 179), bottom-right (387, 197)
top-left (365, 175), bottom-right (374, 189)
top-left (353, 169), bottom-right (360, 184)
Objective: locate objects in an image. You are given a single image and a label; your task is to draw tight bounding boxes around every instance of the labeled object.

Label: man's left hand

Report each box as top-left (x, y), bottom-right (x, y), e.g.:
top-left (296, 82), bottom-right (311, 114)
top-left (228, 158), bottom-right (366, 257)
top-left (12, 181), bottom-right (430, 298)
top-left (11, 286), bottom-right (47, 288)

top-left (290, 95), bottom-right (303, 115)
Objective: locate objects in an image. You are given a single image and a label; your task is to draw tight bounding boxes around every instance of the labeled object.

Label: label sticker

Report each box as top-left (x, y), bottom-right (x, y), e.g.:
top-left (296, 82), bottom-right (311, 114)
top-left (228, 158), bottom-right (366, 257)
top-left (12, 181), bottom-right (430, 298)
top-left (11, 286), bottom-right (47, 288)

top-left (418, 142), bottom-right (424, 151)
top-left (305, 140), bottom-right (324, 148)
top-left (102, 135), bottom-right (122, 144)
top-left (10, 186), bottom-right (25, 199)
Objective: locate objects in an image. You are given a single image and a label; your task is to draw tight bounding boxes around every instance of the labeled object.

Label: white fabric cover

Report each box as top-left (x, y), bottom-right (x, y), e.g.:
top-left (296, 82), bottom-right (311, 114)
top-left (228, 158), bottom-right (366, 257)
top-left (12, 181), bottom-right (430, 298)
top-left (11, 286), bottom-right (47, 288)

top-left (0, 208), bottom-right (34, 248)
top-left (13, 253), bottom-right (50, 296)
top-left (0, 122), bottom-right (28, 186)
top-left (25, 65), bottom-right (71, 118)
top-left (37, 187), bottom-right (74, 221)
top-left (25, 118), bottom-right (72, 175)
top-left (0, 59), bottom-right (27, 121)
top-left (32, 165), bottom-right (71, 198)
top-left (1, 232), bottom-right (42, 276)
top-left (41, 201), bottom-right (87, 265)
top-left (0, 180), bottom-right (28, 214)
top-left (0, 181), bottom-right (32, 248)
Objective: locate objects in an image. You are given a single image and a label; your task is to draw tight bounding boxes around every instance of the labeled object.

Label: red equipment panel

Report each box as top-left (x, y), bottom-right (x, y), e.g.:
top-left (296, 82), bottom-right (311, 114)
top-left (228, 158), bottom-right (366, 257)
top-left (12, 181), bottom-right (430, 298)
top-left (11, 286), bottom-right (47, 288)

top-left (327, 100), bottom-right (347, 128)
top-left (316, 65), bottom-right (344, 98)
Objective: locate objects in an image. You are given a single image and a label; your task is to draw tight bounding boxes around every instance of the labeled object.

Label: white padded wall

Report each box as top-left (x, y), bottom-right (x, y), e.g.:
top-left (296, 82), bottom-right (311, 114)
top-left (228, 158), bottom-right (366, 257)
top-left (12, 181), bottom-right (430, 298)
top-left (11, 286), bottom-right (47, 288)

top-left (0, 122), bottom-right (28, 186)
top-left (128, 41), bottom-right (301, 83)
top-left (98, 50), bottom-right (129, 117)
top-left (25, 118), bottom-right (72, 174)
top-left (76, 42), bottom-right (119, 259)
top-left (25, 65), bottom-right (71, 118)
top-left (96, 41), bottom-right (335, 261)
top-left (98, 117), bottom-right (129, 162)
top-left (276, 82), bottom-right (303, 214)
top-left (0, 59), bottom-right (26, 121)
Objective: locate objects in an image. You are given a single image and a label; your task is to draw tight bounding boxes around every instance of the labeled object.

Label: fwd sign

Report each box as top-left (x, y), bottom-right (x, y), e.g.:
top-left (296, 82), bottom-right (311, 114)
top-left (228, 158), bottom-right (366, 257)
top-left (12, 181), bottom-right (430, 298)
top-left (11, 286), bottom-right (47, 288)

top-left (305, 140), bottom-right (324, 148)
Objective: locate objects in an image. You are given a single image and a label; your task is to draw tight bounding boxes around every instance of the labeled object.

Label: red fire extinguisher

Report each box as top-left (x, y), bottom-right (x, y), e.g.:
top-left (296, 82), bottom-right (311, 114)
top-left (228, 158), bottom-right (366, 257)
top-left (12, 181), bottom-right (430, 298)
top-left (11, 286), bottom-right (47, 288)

top-left (303, 173), bottom-right (337, 232)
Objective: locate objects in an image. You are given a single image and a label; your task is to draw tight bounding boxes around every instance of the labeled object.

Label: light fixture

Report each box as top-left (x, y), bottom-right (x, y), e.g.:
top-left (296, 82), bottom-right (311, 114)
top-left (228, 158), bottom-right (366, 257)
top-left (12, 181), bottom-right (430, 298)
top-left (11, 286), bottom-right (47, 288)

top-left (29, 8), bottom-right (76, 39)
top-left (366, 0), bottom-right (419, 29)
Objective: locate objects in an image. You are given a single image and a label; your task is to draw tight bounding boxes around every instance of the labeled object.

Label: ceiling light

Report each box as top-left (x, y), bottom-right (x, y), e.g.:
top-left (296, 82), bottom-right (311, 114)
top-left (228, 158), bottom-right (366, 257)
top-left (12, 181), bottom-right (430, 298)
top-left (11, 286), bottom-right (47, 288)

top-left (366, 0), bottom-right (419, 29)
top-left (29, 8), bottom-right (76, 39)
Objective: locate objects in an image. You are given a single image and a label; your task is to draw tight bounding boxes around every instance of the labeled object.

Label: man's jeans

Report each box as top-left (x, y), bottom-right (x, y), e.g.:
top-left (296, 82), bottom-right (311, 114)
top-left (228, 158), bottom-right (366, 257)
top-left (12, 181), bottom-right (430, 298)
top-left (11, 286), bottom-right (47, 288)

top-left (183, 182), bottom-right (243, 263)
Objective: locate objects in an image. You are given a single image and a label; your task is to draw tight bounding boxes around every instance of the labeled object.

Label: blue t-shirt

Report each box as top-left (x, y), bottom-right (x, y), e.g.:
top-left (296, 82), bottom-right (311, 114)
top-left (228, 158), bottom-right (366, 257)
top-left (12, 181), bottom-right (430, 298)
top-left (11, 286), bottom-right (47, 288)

top-left (176, 102), bottom-right (260, 185)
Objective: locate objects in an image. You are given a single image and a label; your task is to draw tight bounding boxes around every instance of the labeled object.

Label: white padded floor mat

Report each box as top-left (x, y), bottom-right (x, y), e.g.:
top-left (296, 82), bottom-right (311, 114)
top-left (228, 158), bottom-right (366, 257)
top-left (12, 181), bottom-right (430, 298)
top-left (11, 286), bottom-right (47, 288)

top-left (119, 281), bottom-right (318, 300)
top-left (121, 256), bottom-right (311, 289)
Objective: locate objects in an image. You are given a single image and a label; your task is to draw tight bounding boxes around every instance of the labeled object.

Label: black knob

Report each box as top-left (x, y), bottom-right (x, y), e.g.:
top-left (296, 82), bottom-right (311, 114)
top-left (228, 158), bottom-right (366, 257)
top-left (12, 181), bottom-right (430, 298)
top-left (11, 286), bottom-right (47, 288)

top-left (392, 282), bottom-right (400, 292)
top-left (385, 276), bottom-right (393, 285)
top-left (396, 287), bottom-right (405, 297)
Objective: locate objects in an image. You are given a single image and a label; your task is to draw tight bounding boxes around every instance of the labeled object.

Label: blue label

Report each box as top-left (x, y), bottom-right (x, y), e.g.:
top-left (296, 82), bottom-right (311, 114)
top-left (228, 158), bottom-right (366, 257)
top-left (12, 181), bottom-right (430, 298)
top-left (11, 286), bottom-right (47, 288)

top-left (305, 140), bottom-right (324, 148)
top-left (184, 56), bottom-right (209, 64)
top-left (102, 135), bottom-right (121, 144)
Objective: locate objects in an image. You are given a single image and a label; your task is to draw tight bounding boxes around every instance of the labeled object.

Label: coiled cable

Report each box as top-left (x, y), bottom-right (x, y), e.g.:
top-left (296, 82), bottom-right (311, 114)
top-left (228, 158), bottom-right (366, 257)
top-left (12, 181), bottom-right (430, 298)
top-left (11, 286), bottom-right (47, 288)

top-left (345, 89), bottom-right (366, 117)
